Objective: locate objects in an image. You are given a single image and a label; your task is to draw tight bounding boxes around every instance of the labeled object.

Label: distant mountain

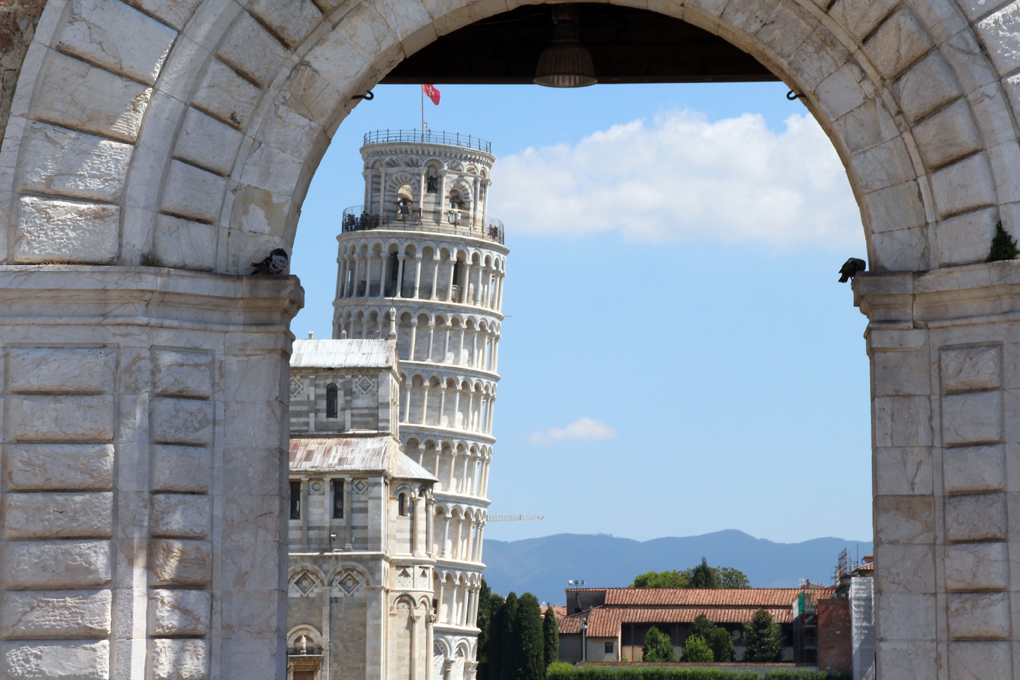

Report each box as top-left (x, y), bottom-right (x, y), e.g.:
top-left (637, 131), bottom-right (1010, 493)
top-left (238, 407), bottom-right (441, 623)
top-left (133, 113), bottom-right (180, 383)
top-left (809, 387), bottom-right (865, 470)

top-left (481, 530), bottom-right (873, 605)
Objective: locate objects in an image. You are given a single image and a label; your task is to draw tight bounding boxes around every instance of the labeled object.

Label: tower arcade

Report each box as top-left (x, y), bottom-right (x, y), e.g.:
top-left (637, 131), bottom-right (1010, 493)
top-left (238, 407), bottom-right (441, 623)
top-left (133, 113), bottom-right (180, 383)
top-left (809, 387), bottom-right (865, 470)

top-left (333, 131), bottom-right (508, 680)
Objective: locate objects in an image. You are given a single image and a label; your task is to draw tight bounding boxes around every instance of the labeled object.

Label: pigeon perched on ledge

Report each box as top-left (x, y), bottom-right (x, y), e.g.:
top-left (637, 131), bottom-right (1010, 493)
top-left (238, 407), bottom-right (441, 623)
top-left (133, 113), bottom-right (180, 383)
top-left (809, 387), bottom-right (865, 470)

top-left (838, 257), bottom-right (866, 283)
top-left (251, 248), bottom-right (289, 275)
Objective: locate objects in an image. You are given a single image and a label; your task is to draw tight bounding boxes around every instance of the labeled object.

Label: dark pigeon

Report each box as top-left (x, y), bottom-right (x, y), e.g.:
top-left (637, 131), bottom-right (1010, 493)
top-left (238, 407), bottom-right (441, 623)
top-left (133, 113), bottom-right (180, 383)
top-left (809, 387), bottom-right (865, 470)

top-left (838, 257), bottom-right (866, 283)
top-left (251, 248), bottom-right (289, 275)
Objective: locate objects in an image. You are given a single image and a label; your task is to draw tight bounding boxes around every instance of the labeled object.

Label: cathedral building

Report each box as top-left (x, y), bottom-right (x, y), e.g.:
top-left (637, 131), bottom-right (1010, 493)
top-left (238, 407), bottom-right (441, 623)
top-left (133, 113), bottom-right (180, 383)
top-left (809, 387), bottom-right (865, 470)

top-left (286, 131), bottom-right (507, 680)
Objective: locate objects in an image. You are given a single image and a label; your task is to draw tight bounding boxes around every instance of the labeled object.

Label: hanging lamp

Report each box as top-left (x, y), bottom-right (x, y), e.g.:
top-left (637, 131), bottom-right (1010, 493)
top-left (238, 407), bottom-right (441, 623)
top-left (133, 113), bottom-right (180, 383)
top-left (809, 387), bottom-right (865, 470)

top-left (534, 5), bottom-right (597, 88)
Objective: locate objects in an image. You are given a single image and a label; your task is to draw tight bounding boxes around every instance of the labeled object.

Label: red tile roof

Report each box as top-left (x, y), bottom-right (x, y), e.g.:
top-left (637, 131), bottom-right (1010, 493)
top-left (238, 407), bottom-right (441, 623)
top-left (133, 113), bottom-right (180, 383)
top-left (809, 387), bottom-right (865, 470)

top-left (559, 615), bottom-right (586, 634)
top-left (604, 588), bottom-right (833, 607)
top-left (586, 608), bottom-right (625, 638)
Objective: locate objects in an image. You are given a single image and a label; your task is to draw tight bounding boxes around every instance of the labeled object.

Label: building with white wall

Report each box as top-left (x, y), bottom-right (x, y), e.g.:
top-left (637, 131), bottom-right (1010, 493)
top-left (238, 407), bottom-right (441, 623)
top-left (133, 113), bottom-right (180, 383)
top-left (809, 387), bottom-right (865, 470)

top-left (287, 131), bottom-right (508, 680)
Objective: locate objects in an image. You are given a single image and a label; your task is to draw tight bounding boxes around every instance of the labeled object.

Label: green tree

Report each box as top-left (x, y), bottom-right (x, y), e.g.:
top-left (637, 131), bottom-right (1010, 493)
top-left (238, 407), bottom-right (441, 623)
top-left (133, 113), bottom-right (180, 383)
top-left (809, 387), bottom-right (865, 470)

top-left (685, 558), bottom-right (720, 589)
top-left (631, 560), bottom-right (750, 590)
top-left (742, 609), bottom-right (782, 662)
top-left (477, 580), bottom-right (504, 680)
top-left (495, 593), bottom-right (517, 680)
top-left (989, 221), bottom-right (1019, 261)
top-left (679, 635), bottom-right (713, 663)
top-left (513, 594), bottom-right (545, 680)
top-left (641, 626), bottom-right (677, 662)
top-left (542, 605), bottom-right (560, 669)
top-left (690, 615), bottom-right (733, 662)
top-left (631, 571), bottom-right (690, 588)
top-left (717, 567), bottom-right (750, 589)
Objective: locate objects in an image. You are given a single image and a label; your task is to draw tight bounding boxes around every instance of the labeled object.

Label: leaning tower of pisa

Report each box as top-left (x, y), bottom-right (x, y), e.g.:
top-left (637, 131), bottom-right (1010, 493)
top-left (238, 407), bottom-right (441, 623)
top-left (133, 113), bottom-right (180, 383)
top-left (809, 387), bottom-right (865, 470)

top-left (332, 130), bottom-right (507, 680)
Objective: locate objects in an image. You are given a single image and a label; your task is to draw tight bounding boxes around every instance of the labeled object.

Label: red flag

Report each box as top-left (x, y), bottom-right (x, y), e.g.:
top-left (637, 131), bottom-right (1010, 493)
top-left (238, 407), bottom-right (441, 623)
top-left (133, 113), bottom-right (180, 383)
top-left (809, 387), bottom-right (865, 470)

top-left (423, 84), bottom-right (441, 105)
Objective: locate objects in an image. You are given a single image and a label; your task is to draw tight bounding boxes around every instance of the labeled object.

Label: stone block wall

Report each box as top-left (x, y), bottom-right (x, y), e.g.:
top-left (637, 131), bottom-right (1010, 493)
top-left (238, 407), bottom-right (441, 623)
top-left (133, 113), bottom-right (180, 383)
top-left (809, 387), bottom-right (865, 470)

top-left (0, 268), bottom-right (301, 680)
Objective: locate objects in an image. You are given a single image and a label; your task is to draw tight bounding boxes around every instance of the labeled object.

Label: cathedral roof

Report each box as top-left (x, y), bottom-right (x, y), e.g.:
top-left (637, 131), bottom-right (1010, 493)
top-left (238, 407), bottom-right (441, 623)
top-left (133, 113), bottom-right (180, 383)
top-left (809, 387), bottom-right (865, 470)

top-left (291, 339), bottom-right (397, 369)
top-left (290, 436), bottom-right (437, 482)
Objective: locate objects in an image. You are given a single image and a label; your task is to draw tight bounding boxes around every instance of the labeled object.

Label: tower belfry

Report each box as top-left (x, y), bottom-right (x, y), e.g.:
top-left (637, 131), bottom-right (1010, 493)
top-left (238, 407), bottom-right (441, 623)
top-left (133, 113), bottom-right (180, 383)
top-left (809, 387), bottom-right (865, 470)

top-left (333, 129), bottom-right (507, 680)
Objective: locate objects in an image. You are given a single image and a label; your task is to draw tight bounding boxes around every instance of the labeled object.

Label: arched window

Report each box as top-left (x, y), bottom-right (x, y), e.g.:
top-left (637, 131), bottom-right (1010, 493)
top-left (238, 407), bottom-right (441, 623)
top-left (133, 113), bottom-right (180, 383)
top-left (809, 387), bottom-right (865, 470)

top-left (398, 493), bottom-right (407, 516)
top-left (326, 384), bottom-right (338, 419)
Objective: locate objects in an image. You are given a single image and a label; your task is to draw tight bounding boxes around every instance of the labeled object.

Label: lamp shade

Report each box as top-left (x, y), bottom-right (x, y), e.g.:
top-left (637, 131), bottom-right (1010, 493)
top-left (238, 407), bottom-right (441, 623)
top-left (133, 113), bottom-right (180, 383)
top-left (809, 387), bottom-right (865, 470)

top-left (534, 20), bottom-right (597, 88)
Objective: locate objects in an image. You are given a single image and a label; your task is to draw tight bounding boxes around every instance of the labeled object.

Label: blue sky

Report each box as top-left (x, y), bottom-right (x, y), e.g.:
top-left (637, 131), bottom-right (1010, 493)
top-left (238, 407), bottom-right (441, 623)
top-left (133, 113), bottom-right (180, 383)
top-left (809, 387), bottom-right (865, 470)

top-left (292, 82), bottom-right (873, 545)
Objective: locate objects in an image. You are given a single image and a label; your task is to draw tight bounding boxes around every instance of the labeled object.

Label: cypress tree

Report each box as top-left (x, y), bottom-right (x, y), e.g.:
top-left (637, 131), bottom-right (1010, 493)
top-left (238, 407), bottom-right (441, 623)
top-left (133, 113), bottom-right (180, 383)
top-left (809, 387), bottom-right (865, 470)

top-left (542, 605), bottom-right (560, 668)
top-left (686, 558), bottom-right (720, 589)
top-left (743, 609), bottom-right (782, 662)
top-left (496, 592), bottom-right (518, 680)
top-left (513, 594), bottom-right (545, 680)
top-left (477, 581), bottom-right (502, 680)
top-left (641, 626), bottom-right (677, 662)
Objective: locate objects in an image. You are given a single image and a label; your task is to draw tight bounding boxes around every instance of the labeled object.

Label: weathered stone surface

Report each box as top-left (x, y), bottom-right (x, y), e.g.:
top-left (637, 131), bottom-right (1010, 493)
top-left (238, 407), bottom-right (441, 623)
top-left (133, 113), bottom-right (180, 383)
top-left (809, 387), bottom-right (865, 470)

top-left (875, 447), bottom-right (933, 495)
top-left (248, 0), bottom-right (321, 48)
top-left (217, 11), bottom-right (288, 88)
top-left (3, 540), bottom-right (112, 588)
top-left (7, 395), bottom-right (114, 442)
top-left (936, 209), bottom-right (1000, 266)
top-left (947, 592), bottom-right (1010, 638)
top-left (160, 160), bottom-right (227, 223)
top-left (191, 58), bottom-right (262, 129)
top-left (864, 8), bottom-right (933, 80)
top-left (874, 395), bottom-right (933, 447)
top-left (876, 640), bottom-right (936, 680)
top-left (945, 542), bottom-right (1009, 591)
top-left (56, 0), bottom-right (178, 85)
top-left (941, 345), bottom-right (1001, 392)
top-left (0, 589), bottom-right (112, 639)
top-left (943, 445), bottom-right (1005, 494)
top-left (9, 347), bottom-right (115, 394)
top-left (4, 492), bottom-right (113, 539)
top-left (150, 539), bottom-right (213, 587)
top-left (5, 444), bottom-right (115, 491)
top-left (122, 0), bottom-right (202, 30)
top-left (875, 592), bottom-right (937, 640)
top-left (149, 589), bottom-right (211, 636)
top-left (153, 349), bottom-right (213, 398)
top-left (943, 391), bottom-right (1002, 445)
top-left (151, 397), bottom-right (213, 445)
top-left (893, 51), bottom-right (962, 123)
top-left (151, 494), bottom-right (212, 538)
top-left (875, 495), bottom-right (935, 543)
top-left (828, 0), bottom-right (899, 41)
top-left (174, 107), bottom-right (244, 177)
top-left (15, 197), bottom-right (119, 265)
top-left (946, 493), bottom-right (1007, 542)
top-left (150, 638), bottom-right (208, 680)
top-left (913, 100), bottom-right (984, 170)
top-left (33, 52), bottom-right (151, 143)
top-left (872, 347), bottom-right (930, 396)
top-left (930, 153), bottom-right (998, 218)
top-left (874, 544), bottom-right (935, 593)
top-left (864, 181), bottom-right (927, 235)
top-left (151, 445), bottom-right (211, 493)
top-left (19, 122), bottom-right (133, 202)
top-left (948, 640), bottom-right (1012, 679)
top-left (152, 215), bottom-right (218, 271)
top-left (0, 640), bottom-right (109, 680)
top-left (975, 1), bottom-right (1020, 75)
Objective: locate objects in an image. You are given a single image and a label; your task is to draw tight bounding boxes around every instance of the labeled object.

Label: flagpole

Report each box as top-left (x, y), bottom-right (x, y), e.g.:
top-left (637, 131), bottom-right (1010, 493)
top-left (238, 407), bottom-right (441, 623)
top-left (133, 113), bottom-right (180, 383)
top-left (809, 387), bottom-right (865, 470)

top-left (421, 85), bottom-right (424, 138)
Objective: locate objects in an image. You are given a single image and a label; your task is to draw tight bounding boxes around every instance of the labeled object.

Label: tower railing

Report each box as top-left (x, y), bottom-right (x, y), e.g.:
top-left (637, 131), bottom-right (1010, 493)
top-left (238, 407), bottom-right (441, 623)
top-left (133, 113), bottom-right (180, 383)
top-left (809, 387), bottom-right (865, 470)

top-left (363, 129), bottom-right (492, 154)
top-left (341, 205), bottom-right (505, 245)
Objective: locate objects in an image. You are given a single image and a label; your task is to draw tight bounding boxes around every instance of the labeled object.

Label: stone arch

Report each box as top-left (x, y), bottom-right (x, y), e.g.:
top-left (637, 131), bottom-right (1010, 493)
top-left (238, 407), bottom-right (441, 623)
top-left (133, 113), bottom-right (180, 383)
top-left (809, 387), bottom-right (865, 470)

top-left (1, 0), bottom-right (1019, 675)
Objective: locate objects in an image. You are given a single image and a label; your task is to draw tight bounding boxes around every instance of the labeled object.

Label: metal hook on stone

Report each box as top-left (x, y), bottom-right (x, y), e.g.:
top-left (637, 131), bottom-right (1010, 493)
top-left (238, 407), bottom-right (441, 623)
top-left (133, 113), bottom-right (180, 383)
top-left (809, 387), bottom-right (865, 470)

top-left (353, 90), bottom-right (375, 100)
top-left (786, 90), bottom-right (805, 100)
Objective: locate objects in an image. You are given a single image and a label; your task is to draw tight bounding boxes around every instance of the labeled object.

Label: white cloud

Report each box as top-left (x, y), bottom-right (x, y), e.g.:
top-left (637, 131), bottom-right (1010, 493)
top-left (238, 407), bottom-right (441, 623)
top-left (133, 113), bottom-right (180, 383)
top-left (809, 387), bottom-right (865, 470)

top-left (489, 110), bottom-right (863, 249)
top-left (529, 417), bottom-right (618, 445)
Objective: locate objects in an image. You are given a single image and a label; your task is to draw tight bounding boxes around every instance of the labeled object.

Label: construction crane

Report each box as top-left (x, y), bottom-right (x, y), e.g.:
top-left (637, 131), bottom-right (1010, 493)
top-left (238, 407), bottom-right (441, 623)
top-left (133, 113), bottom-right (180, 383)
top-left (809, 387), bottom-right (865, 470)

top-left (487, 514), bottom-right (544, 522)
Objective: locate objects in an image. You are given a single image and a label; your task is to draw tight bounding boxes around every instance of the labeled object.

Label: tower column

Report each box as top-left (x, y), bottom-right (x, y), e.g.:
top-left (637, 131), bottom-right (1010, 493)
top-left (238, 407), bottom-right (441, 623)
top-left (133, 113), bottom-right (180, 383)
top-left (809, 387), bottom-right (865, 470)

top-left (351, 257), bottom-right (361, 297)
top-left (454, 516), bottom-right (464, 560)
top-left (446, 259), bottom-right (456, 302)
top-left (441, 514), bottom-right (450, 557)
top-left (461, 263), bottom-right (471, 304)
top-left (414, 255), bottom-right (424, 299)
top-left (408, 319), bottom-right (418, 361)
top-left (378, 254), bottom-right (388, 298)
top-left (403, 380), bottom-right (412, 423)
top-left (421, 381), bottom-right (431, 425)
top-left (426, 322), bottom-right (435, 362)
top-left (430, 258), bottom-right (440, 300)
top-left (397, 255), bottom-right (406, 297)
top-left (453, 388), bottom-right (462, 429)
top-left (438, 382), bottom-right (448, 428)
top-left (442, 323), bottom-right (451, 363)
